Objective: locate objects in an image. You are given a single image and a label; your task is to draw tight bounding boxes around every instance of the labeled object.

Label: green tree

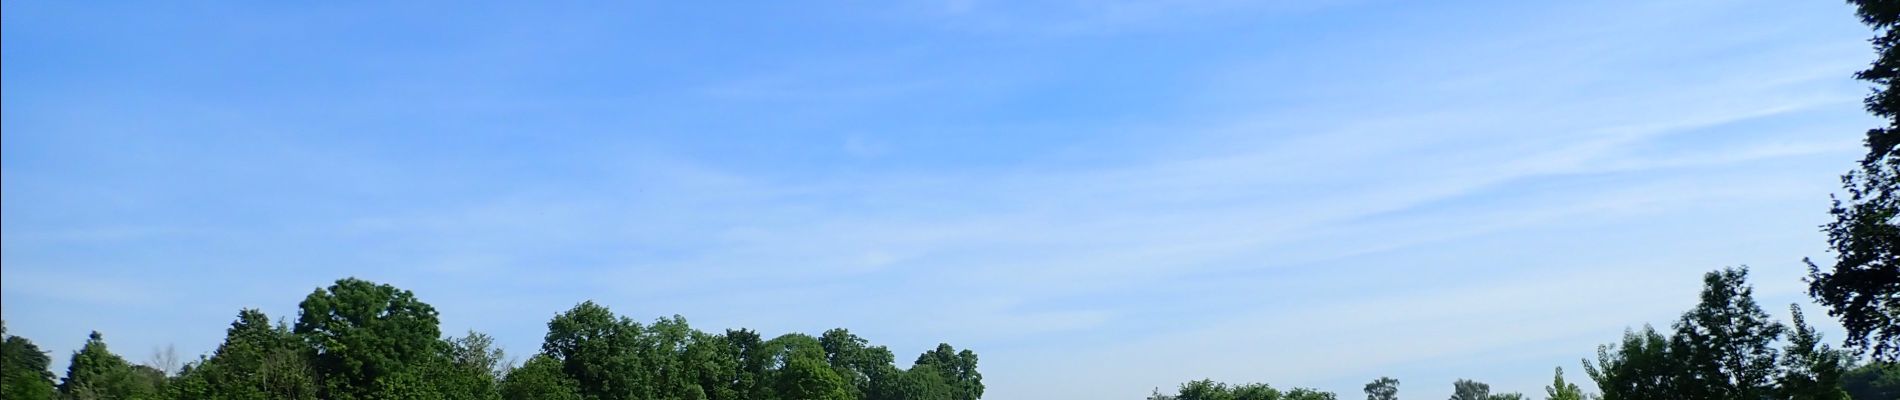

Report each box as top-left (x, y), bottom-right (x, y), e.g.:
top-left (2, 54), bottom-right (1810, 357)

top-left (641, 315), bottom-right (696, 400)
top-left (433, 330), bottom-right (506, 400)
top-left (1583, 326), bottom-right (1680, 400)
top-left (777, 357), bottom-right (853, 400)
top-left (1780, 306), bottom-right (1851, 400)
top-left (446, 331), bottom-right (507, 383)
top-left (1362, 377), bottom-right (1398, 400)
top-left (1283, 388), bottom-right (1336, 400)
top-left (1448, 379), bottom-right (1488, 400)
top-left (542, 301), bottom-right (644, 400)
top-left (911, 344), bottom-right (981, 400)
top-left (684, 330), bottom-right (741, 400)
top-left (500, 355), bottom-right (582, 400)
top-left (1843, 362), bottom-right (1900, 400)
top-left (727, 329), bottom-right (769, 400)
top-left (293, 278), bottom-right (445, 400)
top-left (58, 331), bottom-right (160, 400)
top-left (1152, 380), bottom-right (1335, 400)
top-left (1670, 267), bottom-right (1784, 400)
top-left (1, 322), bottom-right (58, 400)
top-left (869, 365), bottom-right (954, 400)
top-left (1811, 0), bottom-right (1900, 363)
top-left (1544, 367), bottom-right (1584, 400)
top-left (165, 309), bottom-right (317, 400)
top-left (821, 328), bottom-right (896, 399)
top-left (1174, 379), bottom-right (1233, 400)
top-left (1230, 383), bottom-right (1282, 400)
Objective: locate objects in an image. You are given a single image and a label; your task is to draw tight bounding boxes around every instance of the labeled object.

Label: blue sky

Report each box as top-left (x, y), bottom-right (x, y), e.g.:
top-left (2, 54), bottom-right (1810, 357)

top-left (0, 0), bottom-right (1878, 398)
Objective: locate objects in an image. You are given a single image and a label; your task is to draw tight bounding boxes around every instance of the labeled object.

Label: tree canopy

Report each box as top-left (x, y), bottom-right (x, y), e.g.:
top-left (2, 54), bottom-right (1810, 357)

top-left (1810, 0), bottom-right (1900, 364)
top-left (0, 277), bottom-right (986, 400)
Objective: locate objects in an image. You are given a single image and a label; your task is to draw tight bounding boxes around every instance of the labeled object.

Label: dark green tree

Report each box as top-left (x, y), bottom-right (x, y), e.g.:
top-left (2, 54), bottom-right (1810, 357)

top-left (821, 328), bottom-right (896, 399)
top-left (446, 331), bottom-right (507, 383)
top-left (776, 356), bottom-right (853, 400)
top-left (1843, 362), bottom-right (1900, 400)
top-left (683, 330), bottom-right (740, 400)
top-left (1583, 326), bottom-right (1680, 400)
top-left (1151, 379), bottom-right (1336, 400)
top-left (433, 330), bottom-right (506, 400)
top-left (911, 344), bottom-right (981, 400)
top-left (1174, 379), bottom-right (1232, 400)
top-left (726, 329), bottom-right (769, 400)
top-left (1283, 388), bottom-right (1336, 400)
top-left (1, 321), bottom-right (58, 400)
top-left (1780, 305), bottom-right (1852, 400)
top-left (58, 331), bottom-right (161, 400)
top-left (870, 364), bottom-right (954, 400)
top-left (1544, 367), bottom-right (1584, 400)
top-left (542, 301), bottom-right (644, 400)
top-left (640, 315), bottom-right (696, 400)
top-left (1670, 267), bottom-right (1785, 400)
top-left (1448, 379), bottom-right (1488, 400)
top-left (1362, 377), bottom-right (1398, 400)
top-left (165, 309), bottom-right (317, 400)
top-left (293, 278), bottom-right (445, 400)
top-left (1811, 0), bottom-right (1900, 363)
top-left (1229, 383), bottom-right (1281, 400)
top-left (499, 354), bottom-right (582, 400)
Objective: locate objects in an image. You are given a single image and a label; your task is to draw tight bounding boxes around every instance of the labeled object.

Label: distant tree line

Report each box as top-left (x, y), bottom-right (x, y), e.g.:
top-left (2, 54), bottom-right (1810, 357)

top-left (0, 278), bottom-right (983, 400)
top-left (1146, 267), bottom-right (1900, 400)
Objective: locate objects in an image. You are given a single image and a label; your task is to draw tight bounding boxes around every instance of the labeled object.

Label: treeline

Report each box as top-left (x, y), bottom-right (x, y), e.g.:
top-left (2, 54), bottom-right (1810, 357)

top-left (0, 278), bottom-right (983, 400)
top-left (1147, 268), bottom-right (1900, 400)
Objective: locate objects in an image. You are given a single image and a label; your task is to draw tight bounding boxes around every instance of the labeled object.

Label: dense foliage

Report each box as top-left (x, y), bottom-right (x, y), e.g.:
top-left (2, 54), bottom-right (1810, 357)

top-left (0, 277), bottom-right (980, 400)
top-left (1145, 379), bottom-right (1336, 400)
top-left (1809, 0), bottom-right (1900, 363)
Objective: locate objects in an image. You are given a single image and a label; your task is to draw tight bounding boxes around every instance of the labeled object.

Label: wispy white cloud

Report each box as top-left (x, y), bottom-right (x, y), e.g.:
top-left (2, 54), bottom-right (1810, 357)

top-left (0, 0), bottom-right (1872, 399)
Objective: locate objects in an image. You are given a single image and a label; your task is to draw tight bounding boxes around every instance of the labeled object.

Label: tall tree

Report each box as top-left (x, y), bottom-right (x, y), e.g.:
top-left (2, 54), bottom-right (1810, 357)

top-left (1173, 379), bottom-right (1231, 400)
top-left (684, 330), bottom-right (741, 400)
top-left (435, 330), bottom-right (506, 400)
top-left (1362, 377), bottom-right (1398, 400)
top-left (446, 331), bottom-right (507, 383)
top-left (776, 357), bottom-right (853, 400)
top-left (912, 344), bottom-right (982, 400)
top-left (640, 315), bottom-right (696, 400)
top-left (726, 329), bottom-right (768, 400)
top-left (1, 321), bottom-right (58, 400)
top-left (821, 328), bottom-right (896, 399)
top-left (166, 309), bottom-right (317, 400)
top-left (1779, 306), bottom-right (1852, 400)
top-left (1152, 380), bottom-right (1337, 400)
top-left (1448, 379), bottom-right (1488, 400)
top-left (1543, 367), bottom-right (1584, 400)
top-left (1229, 382), bottom-right (1280, 400)
top-left (1583, 326), bottom-right (1680, 400)
top-left (870, 364), bottom-right (954, 400)
top-left (1811, 0), bottom-right (1900, 363)
top-left (1670, 267), bottom-right (1785, 400)
top-left (293, 278), bottom-right (445, 400)
top-left (499, 355), bottom-right (582, 400)
top-left (58, 331), bottom-right (161, 400)
top-left (542, 301), bottom-right (644, 400)
top-left (1283, 388), bottom-right (1337, 400)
